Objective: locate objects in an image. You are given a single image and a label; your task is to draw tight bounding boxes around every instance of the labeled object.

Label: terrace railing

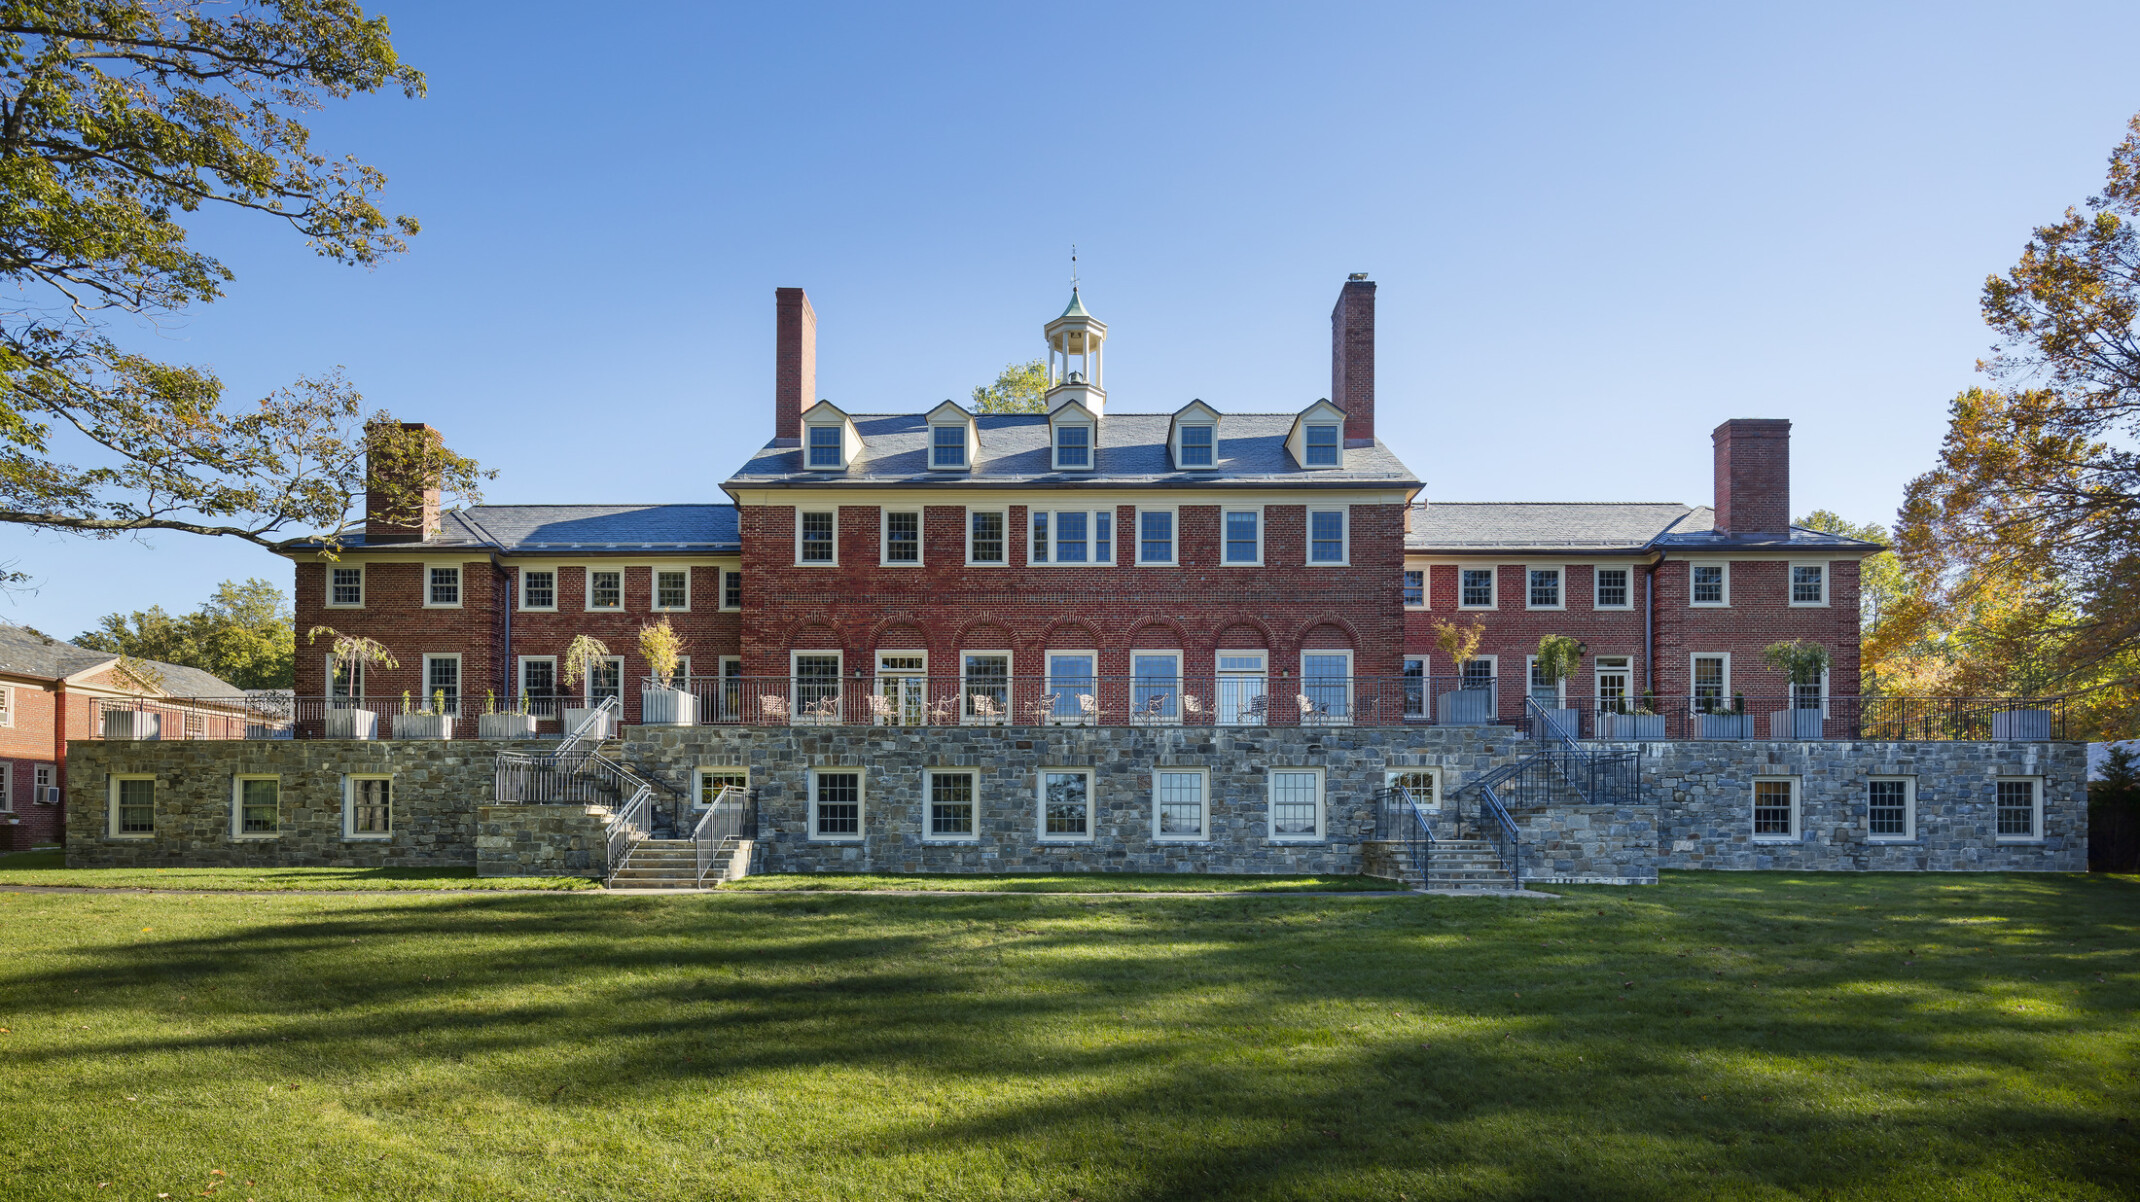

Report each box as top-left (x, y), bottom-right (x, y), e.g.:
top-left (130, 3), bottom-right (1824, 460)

top-left (693, 785), bottom-right (753, 886)
top-left (1371, 785), bottom-right (1436, 886)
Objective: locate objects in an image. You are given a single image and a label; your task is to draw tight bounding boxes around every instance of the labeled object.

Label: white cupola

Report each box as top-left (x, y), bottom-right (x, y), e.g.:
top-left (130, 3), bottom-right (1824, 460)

top-left (1043, 287), bottom-right (1107, 418)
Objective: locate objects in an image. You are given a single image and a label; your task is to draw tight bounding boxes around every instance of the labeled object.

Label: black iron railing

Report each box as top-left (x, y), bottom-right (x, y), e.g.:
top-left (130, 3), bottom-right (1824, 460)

top-left (1372, 786), bottom-right (1436, 886)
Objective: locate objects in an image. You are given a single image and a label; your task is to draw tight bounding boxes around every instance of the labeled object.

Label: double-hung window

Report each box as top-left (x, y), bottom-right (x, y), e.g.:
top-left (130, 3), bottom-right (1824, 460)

top-left (1153, 768), bottom-right (1208, 840)
top-left (1045, 652), bottom-right (1097, 723)
top-left (234, 775), bottom-right (279, 838)
top-left (345, 775), bottom-right (392, 839)
top-left (1460, 568), bottom-right (1495, 609)
top-left (588, 569), bottom-right (623, 611)
top-left (1301, 651), bottom-right (1352, 723)
top-left (798, 511), bottom-right (836, 564)
top-left (1527, 567), bottom-right (1562, 609)
top-left (1868, 778), bottom-right (1914, 841)
top-left (1040, 769), bottom-right (1093, 839)
top-left (521, 569), bottom-right (556, 611)
top-left (1269, 769), bottom-right (1324, 840)
top-left (329, 658), bottom-right (365, 707)
top-left (1222, 510), bottom-right (1260, 565)
top-left (1996, 778), bottom-right (2042, 841)
top-left (1138, 510), bottom-right (1175, 565)
top-left (1032, 510), bottom-right (1110, 564)
top-left (1692, 655), bottom-right (1728, 713)
top-left (1054, 424), bottom-right (1090, 469)
top-left (883, 511), bottom-right (921, 565)
top-left (722, 569), bottom-right (742, 610)
top-left (1178, 424), bottom-right (1214, 468)
top-left (931, 424), bottom-right (967, 468)
top-left (427, 566), bottom-right (461, 607)
top-left (791, 653), bottom-right (841, 723)
top-left (1131, 652), bottom-right (1181, 724)
top-left (1691, 563), bottom-right (1728, 606)
top-left (809, 769), bottom-right (863, 840)
top-left (1403, 569), bottom-right (1425, 607)
top-left (967, 510), bottom-right (1005, 564)
top-left (1791, 564), bottom-right (1827, 605)
top-left (654, 569), bottom-right (689, 610)
top-left (329, 566), bottom-right (363, 607)
top-left (1308, 509), bottom-right (1347, 564)
top-left (696, 769), bottom-right (748, 810)
top-left (519, 657), bottom-right (557, 717)
top-left (424, 655), bottom-right (461, 715)
top-left (110, 775), bottom-right (155, 838)
top-left (1752, 777), bottom-right (1798, 841)
top-left (807, 425), bottom-right (844, 468)
top-left (586, 656), bottom-right (623, 707)
top-left (1402, 655), bottom-right (1428, 718)
top-left (1595, 567), bottom-right (1630, 609)
top-left (926, 769), bottom-right (977, 839)
top-left (1304, 424), bottom-right (1339, 466)
top-left (1387, 769), bottom-right (1442, 811)
top-left (963, 653), bottom-right (1011, 724)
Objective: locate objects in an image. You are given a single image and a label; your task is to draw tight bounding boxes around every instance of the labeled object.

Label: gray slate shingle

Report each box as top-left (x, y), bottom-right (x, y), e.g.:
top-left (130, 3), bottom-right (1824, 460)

top-left (0, 623), bottom-right (240, 695)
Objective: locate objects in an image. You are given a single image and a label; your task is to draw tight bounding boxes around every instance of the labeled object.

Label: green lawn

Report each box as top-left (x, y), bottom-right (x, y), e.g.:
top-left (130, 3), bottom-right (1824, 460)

top-left (0, 874), bottom-right (2133, 1200)
top-left (0, 849), bottom-right (598, 891)
top-left (726, 871), bottom-right (1402, 893)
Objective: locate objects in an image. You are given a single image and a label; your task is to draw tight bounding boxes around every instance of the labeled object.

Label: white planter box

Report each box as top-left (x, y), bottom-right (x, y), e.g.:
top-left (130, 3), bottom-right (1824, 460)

top-left (245, 721), bottom-right (294, 741)
top-left (562, 708), bottom-right (616, 740)
top-left (101, 710), bottom-right (161, 741)
top-left (478, 713), bottom-right (540, 740)
top-left (1698, 713), bottom-right (1755, 740)
top-left (1991, 709), bottom-right (2053, 741)
top-left (639, 687), bottom-right (697, 726)
top-left (1531, 706), bottom-right (1582, 738)
top-left (325, 709), bottom-right (379, 740)
top-left (392, 713), bottom-right (454, 740)
top-left (1596, 712), bottom-right (1666, 740)
top-left (1767, 709), bottom-right (1825, 739)
top-left (1437, 690), bottom-right (1495, 726)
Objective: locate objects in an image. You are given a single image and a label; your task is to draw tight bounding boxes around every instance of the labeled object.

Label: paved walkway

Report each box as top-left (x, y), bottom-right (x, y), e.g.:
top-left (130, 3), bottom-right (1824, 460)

top-left (0, 883), bottom-right (1562, 900)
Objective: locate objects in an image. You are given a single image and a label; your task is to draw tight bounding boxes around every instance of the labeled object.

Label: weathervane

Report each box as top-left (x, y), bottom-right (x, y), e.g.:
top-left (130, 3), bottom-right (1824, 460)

top-left (1070, 243), bottom-right (1079, 290)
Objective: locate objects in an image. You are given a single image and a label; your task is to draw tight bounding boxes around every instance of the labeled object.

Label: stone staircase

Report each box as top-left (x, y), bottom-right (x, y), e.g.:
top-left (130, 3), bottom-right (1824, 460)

top-left (1384, 837), bottom-right (1520, 892)
top-left (605, 835), bottom-right (756, 891)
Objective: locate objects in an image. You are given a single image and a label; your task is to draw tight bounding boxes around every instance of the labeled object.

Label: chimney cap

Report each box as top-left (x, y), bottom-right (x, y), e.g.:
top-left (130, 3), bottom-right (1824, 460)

top-left (1347, 272), bottom-right (1370, 281)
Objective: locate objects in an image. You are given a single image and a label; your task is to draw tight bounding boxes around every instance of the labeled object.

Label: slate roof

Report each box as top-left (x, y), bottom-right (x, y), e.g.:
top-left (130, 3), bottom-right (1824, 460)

top-left (724, 412), bottom-right (1420, 489)
top-left (293, 505), bottom-right (742, 554)
top-left (1405, 503), bottom-right (1884, 555)
top-left (0, 624), bottom-right (241, 695)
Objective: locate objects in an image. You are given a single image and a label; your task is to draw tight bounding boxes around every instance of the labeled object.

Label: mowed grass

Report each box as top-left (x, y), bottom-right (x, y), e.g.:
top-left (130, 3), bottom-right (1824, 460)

top-left (726, 871), bottom-right (1402, 893)
top-left (0, 850), bottom-right (597, 892)
top-left (0, 874), bottom-right (2133, 1201)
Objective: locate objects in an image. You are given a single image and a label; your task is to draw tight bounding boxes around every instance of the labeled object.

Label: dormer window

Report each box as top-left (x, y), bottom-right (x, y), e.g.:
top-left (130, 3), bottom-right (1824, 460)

top-left (807, 426), bottom-right (843, 468)
top-left (1055, 424), bottom-right (1090, 469)
top-left (1178, 425), bottom-right (1214, 468)
top-left (932, 425), bottom-right (967, 468)
top-left (1304, 424), bottom-right (1339, 467)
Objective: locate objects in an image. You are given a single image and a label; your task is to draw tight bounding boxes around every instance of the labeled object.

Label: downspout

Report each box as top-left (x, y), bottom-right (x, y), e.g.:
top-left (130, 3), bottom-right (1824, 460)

top-left (53, 680), bottom-right (67, 845)
top-left (491, 553), bottom-right (512, 697)
top-left (1645, 554), bottom-right (1661, 696)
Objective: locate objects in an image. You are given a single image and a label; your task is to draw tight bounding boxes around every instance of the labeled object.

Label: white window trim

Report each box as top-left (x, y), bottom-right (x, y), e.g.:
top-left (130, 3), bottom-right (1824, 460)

top-left (1593, 656), bottom-right (1634, 711)
top-left (1524, 655), bottom-right (1569, 706)
top-left (1298, 648), bottom-right (1355, 726)
top-left (423, 564), bottom-right (463, 610)
top-left (0, 762), bottom-right (11, 812)
top-left (518, 567), bottom-right (558, 613)
top-left (965, 506), bottom-right (1008, 567)
top-left (108, 773), bottom-right (155, 839)
top-left (874, 650), bottom-right (929, 726)
top-left (652, 568), bottom-right (692, 612)
top-left (1135, 506), bottom-right (1179, 567)
top-left (1751, 775), bottom-right (1800, 843)
top-left (1044, 650), bottom-right (1099, 724)
top-left (326, 564), bottom-right (365, 609)
top-left (720, 567), bottom-right (742, 611)
top-left (343, 773), bottom-right (394, 841)
top-left (517, 655), bottom-right (558, 706)
top-left (1995, 776), bottom-right (2045, 843)
top-left (1037, 767), bottom-right (1096, 842)
top-left (1592, 565), bottom-right (1634, 611)
top-left (1402, 567), bottom-right (1427, 609)
top-left (1129, 648), bottom-right (1184, 726)
top-left (1789, 561), bottom-right (1830, 607)
top-left (1221, 506), bottom-right (1265, 567)
top-left (1028, 508), bottom-right (1113, 568)
top-left (326, 654), bottom-right (365, 705)
top-left (1867, 775), bottom-right (1916, 843)
top-left (1459, 653), bottom-right (1498, 698)
top-left (1690, 652), bottom-right (1732, 709)
top-left (959, 650), bottom-right (1013, 726)
top-left (1301, 422), bottom-right (1343, 469)
top-left (880, 509), bottom-right (924, 567)
top-left (803, 421), bottom-right (849, 471)
top-left (1385, 767), bottom-right (1444, 812)
top-left (1690, 560), bottom-right (1731, 608)
top-left (1151, 766), bottom-right (1211, 841)
top-left (0, 684), bottom-right (12, 728)
top-left (1051, 420), bottom-right (1096, 472)
top-left (1524, 564), bottom-right (1565, 611)
top-left (32, 763), bottom-right (54, 806)
top-left (1305, 506), bottom-right (1351, 567)
top-left (693, 767), bottom-right (750, 810)
top-left (421, 653), bottom-right (464, 715)
top-left (807, 767), bottom-right (866, 842)
top-left (1457, 566), bottom-right (1499, 611)
top-left (790, 650), bottom-right (844, 724)
top-left (929, 422), bottom-right (972, 471)
top-left (583, 655), bottom-right (626, 707)
top-left (231, 773), bottom-right (281, 841)
top-left (1267, 767), bottom-right (1326, 842)
top-left (795, 509), bottom-right (839, 567)
top-left (1174, 423), bottom-right (1218, 471)
top-left (922, 767), bottom-right (980, 842)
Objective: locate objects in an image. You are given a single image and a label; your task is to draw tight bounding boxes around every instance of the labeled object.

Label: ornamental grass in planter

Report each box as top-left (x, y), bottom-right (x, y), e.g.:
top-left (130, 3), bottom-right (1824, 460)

top-left (392, 690), bottom-right (454, 740)
top-left (477, 690), bottom-right (539, 739)
top-left (307, 626), bottom-right (397, 740)
top-left (637, 619), bottom-right (696, 726)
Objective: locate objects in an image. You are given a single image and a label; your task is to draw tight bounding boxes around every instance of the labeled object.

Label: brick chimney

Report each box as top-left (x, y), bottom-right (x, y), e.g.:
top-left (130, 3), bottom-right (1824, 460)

top-left (1331, 275), bottom-right (1376, 445)
top-left (774, 287), bottom-right (816, 442)
top-left (1711, 418), bottom-right (1791, 536)
top-left (364, 421), bottom-right (443, 543)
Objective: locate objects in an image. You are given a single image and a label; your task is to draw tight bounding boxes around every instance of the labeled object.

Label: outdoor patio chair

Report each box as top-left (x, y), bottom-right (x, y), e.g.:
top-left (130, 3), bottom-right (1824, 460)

top-left (805, 694), bottom-right (841, 722)
top-left (928, 696), bottom-right (960, 725)
top-left (1242, 693), bottom-right (1269, 724)
top-left (1181, 694), bottom-right (1207, 723)
top-left (867, 694), bottom-right (896, 722)
top-left (1138, 692), bottom-right (1171, 720)
top-left (970, 693), bottom-right (1003, 723)
top-left (1076, 693), bottom-right (1099, 723)
top-left (1027, 693), bottom-right (1061, 725)
top-left (758, 695), bottom-right (790, 723)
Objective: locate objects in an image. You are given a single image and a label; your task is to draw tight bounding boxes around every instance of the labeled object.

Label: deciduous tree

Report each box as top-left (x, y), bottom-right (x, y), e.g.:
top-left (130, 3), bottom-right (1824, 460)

top-left (76, 576), bottom-right (295, 689)
top-left (970, 359), bottom-right (1049, 414)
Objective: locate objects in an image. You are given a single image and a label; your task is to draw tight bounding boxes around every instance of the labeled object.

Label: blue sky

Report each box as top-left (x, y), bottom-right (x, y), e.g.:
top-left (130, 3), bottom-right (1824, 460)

top-left (7, 0), bottom-right (2140, 637)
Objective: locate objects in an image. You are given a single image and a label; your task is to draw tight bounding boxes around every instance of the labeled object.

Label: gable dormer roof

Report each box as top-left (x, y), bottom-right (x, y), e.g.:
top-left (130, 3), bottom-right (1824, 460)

top-left (1167, 399), bottom-right (1223, 471)
top-left (924, 399), bottom-right (979, 471)
top-left (799, 400), bottom-right (863, 470)
top-left (1286, 398), bottom-right (1349, 470)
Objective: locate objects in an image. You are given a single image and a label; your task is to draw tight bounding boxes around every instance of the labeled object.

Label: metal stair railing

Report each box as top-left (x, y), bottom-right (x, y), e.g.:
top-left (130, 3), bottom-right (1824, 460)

top-left (557, 694), bottom-right (620, 759)
top-left (604, 784), bottom-right (653, 886)
top-left (1523, 697), bottom-right (1643, 807)
top-left (1372, 786), bottom-right (1436, 888)
top-left (1472, 779), bottom-right (1523, 890)
top-left (693, 786), bottom-right (751, 886)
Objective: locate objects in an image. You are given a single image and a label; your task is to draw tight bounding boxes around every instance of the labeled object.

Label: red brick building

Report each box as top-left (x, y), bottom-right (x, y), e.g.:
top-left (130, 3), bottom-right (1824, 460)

top-left (281, 278), bottom-right (1876, 734)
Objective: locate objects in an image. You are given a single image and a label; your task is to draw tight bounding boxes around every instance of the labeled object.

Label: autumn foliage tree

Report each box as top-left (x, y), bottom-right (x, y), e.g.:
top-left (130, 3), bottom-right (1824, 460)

top-left (0, 1), bottom-right (486, 564)
top-left (1895, 112), bottom-right (2140, 737)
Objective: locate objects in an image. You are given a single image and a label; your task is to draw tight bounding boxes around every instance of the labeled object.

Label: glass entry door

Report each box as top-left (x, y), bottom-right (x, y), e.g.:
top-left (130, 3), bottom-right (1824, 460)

top-left (877, 654), bottom-right (927, 725)
top-left (1595, 657), bottom-right (1632, 713)
top-left (1217, 653), bottom-right (1268, 724)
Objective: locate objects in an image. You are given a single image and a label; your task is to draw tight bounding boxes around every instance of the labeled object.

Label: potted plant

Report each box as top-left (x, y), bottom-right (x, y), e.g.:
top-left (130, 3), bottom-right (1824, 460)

top-left (1699, 692), bottom-right (1755, 740)
top-left (478, 689), bottom-right (539, 740)
top-left (1432, 619), bottom-right (1494, 725)
top-left (637, 618), bottom-right (696, 726)
top-left (1529, 634), bottom-right (1584, 738)
top-left (559, 634), bottom-right (617, 738)
top-left (306, 626), bottom-right (397, 740)
top-left (1598, 689), bottom-right (1667, 740)
top-left (1762, 640), bottom-right (1832, 739)
top-left (394, 689), bottom-right (455, 740)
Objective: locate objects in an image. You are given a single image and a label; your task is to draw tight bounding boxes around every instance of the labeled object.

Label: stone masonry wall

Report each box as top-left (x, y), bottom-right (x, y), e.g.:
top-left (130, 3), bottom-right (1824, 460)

top-left (475, 803), bottom-right (611, 876)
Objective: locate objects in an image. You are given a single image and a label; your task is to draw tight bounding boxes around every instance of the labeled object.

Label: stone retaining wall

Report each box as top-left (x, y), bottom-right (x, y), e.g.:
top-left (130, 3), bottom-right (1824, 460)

top-left (475, 804), bottom-right (610, 877)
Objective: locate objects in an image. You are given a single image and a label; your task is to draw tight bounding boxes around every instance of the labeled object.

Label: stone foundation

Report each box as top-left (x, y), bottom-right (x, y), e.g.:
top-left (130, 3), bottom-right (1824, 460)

top-left (475, 804), bottom-right (610, 877)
